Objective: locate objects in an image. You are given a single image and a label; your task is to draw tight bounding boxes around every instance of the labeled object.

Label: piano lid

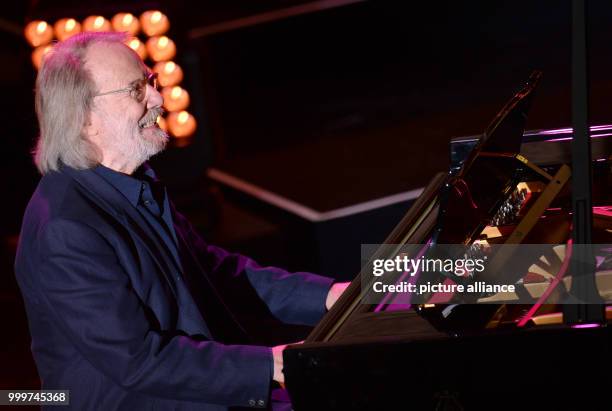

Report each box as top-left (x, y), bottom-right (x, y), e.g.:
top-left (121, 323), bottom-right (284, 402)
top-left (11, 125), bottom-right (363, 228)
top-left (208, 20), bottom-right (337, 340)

top-left (434, 71), bottom-right (543, 245)
top-left (458, 70), bottom-right (542, 175)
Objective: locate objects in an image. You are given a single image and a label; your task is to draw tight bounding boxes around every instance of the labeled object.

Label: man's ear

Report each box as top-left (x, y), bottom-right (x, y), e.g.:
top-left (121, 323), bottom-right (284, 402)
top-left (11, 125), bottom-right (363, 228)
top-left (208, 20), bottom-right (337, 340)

top-left (83, 111), bottom-right (99, 141)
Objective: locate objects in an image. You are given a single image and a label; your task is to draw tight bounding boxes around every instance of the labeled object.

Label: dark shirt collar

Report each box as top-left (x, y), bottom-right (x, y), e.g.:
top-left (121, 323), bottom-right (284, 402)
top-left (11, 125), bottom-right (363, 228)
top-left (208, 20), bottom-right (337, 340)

top-left (93, 163), bottom-right (158, 207)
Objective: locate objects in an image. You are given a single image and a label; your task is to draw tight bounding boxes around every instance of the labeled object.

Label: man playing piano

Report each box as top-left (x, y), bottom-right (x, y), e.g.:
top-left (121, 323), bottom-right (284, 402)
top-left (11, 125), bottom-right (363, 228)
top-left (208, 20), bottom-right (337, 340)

top-left (14, 31), bottom-right (348, 410)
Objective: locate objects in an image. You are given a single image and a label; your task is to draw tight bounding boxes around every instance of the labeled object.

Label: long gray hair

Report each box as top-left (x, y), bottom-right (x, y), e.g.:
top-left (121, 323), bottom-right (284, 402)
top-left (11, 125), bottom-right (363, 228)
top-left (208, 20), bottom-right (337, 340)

top-left (34, 31), bottom-right (128, 174)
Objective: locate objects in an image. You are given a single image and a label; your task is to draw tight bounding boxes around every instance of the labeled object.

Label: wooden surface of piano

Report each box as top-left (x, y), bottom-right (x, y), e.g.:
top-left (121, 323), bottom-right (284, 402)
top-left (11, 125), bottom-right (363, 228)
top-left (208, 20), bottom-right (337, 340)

top-left (284, 72), bottom-right (612, 410)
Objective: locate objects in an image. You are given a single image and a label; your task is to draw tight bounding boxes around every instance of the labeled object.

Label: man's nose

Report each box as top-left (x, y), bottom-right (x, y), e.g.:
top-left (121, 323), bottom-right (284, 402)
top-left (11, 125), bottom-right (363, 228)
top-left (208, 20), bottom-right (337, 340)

top-left (146, 84), bottom-right (163, 108)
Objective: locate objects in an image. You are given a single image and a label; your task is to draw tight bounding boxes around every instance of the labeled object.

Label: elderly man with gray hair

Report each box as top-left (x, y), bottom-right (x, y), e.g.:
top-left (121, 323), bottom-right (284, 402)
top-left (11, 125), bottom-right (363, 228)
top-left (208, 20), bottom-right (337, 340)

top-left (15, 32), bottom-right (348, 410)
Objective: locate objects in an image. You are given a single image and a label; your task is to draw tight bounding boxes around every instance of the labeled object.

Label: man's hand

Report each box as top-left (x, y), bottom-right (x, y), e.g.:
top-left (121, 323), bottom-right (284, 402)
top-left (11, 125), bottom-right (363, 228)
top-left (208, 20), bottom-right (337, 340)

top-left (325, 282), bottom-right (350, 310)
top-left (271, 282), bottom-right (350, 385)
top-left (272, 344), bottom-right (287, 385)
top-left (272, 341), bottom-right (303, 386)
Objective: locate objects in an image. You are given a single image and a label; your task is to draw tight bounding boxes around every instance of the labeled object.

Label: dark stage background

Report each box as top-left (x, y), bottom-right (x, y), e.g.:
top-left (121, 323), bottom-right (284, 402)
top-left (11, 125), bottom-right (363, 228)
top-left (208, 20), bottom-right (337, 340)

top-left (1, 0), bottom-right (612, 396)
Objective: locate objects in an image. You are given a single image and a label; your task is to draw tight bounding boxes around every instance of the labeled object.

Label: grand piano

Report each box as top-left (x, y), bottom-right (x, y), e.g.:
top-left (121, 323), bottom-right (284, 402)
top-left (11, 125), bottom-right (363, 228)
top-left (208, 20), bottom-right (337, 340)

top-left (283, 72), bottom-right (612, 410)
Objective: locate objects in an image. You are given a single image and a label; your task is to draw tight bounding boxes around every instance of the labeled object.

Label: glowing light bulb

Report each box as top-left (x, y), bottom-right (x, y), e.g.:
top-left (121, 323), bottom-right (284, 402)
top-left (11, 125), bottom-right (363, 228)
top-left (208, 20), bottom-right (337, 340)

top-left (54, 18), bottom-right (81, 41)
top-left (146, 36), bottom-right (176, 62)
top-left (140, 10), bottom-right (170, 36)
top-left (111, 13), bottom-right (140, 35)
top-left (171, 87), bottom-right (182, 99)
top-left (126, 37), bottom-right (147, 60)
top-left (162, 86), bottom-right (190, 111)
top-left (164, 61), bottom-right (175, 72)
top-left (153, 61), bottom-right (184, 87)
top-left (83, 16), bottom-right (111, 32)
top-left (168, 110), bottom-right (196, 138)
top-left (156, 115), bottom-right (168, 131)
top-left (24, 20), bottom-right (54, 47)
top-left (31, 44), bottom-right (53, 69)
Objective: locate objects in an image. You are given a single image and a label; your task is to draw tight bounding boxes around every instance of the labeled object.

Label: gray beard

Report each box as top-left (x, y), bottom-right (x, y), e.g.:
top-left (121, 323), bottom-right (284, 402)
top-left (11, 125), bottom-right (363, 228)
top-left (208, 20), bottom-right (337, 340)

top-left (112, 126), bottom-right (169, 168)
top-left (133, 127), bottom-right (169, 162)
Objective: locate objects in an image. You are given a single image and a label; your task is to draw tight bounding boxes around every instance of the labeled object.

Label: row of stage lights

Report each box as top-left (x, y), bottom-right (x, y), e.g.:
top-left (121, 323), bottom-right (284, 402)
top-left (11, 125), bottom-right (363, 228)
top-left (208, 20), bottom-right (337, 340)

top-left (24, 11), bottom-right (196, 140)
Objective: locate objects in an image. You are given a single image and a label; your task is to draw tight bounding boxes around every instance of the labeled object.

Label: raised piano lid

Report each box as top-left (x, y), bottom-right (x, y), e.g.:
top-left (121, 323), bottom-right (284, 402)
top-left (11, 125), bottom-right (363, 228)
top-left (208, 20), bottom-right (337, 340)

top-left (454, 70), bottom-right (542, 174)
top-left (434, 71), bottom-right (544, 245)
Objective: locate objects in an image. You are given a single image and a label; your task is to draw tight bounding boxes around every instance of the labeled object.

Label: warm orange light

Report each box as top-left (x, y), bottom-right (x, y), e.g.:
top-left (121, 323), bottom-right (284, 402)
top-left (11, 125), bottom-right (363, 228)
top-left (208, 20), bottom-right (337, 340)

top-left (83, 16), bottom-right (111, 32)
top-left (156, 115), bottom-right (167, 131)
top-left (162, 86), bottom-right (190, 111)
top-left (31, 44), bottom-right (54, 69)
top-left (24, 20), bottom-right (54, 47)
top-left (168, 110), bottom-right (196, 138)
top-left (140, 10), bottom-right (170, 36)
top-left (153, 61), bottom-right (183, 87)
top-left (126, 37), bottom-right (147, 60)
top-left (146, 36), bottom-right (176, 62)
top-left (111, 13), bottom-right (140, 35)
top-left (54, 18), bottom-right (81, 41)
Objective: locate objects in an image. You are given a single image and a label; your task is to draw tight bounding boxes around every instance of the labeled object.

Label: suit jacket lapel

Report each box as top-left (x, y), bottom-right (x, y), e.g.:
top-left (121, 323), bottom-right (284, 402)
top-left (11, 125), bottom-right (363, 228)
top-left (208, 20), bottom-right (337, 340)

top-left (64, 167), bottom-right (181, 299)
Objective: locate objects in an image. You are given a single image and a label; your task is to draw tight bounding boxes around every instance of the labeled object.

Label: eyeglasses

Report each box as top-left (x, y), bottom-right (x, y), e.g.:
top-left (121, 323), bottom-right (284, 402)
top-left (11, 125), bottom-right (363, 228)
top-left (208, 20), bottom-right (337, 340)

top-left (94, 72), bottom-right (158, 102)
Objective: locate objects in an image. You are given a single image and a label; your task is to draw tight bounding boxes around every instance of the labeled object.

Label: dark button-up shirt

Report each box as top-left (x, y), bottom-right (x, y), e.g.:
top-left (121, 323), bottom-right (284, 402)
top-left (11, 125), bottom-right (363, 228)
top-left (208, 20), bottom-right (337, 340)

top-left (94, 164), bottom-right (181, 271)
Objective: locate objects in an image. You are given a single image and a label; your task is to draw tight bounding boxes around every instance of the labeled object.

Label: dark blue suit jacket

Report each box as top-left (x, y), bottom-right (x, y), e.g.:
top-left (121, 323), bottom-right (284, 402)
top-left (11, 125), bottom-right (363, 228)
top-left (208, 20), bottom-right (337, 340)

top-left (14, 166), bottom-right (333, 410)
